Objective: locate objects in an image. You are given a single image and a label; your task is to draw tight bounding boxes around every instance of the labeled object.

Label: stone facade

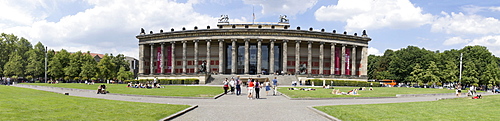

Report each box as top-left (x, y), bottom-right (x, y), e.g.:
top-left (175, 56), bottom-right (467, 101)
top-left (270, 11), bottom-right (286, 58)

top-left (136, 23), bottom-right (371, 80)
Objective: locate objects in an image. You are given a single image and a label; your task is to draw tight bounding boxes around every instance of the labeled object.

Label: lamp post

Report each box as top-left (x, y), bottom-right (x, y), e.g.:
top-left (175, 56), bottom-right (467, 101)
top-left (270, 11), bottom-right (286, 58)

top-left (459, 53), bottom-right (463, 84)
top-left (45, 46), bottom-right (47, 83)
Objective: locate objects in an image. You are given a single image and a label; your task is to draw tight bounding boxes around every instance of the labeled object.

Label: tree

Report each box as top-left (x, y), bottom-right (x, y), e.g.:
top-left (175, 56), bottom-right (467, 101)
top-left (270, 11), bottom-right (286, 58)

top-left (80, 52), bottom-right (98, 80)
top-left (440, 60), bottom-right (458, 84)
top-left (117, 66), bottom-right (133, 81)
top-left (97, 54), bottom-right (116, 80)
top-left (25, 49), bottom-right (43, 78)
top-left (48, 49), bottom-right (70, 79)
top-left (3, 51), bottom-right (24, 77)
top-left (406, 63), bottom-right (423, 84)
top-left (65, 51), bottom-right (83, 81)
top-left (422, 61), bottom-right (440, 85)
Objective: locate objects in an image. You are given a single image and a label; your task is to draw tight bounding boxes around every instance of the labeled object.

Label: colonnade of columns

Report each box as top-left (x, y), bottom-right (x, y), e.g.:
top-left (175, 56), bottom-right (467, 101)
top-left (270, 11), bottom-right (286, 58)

top-left (138, 39), bottom-right (368, 76)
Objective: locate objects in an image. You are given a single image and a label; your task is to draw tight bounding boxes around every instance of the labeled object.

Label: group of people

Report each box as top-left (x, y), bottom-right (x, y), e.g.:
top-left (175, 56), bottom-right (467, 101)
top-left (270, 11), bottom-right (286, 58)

top-left (222, 76), bottom-right (278, 99)
top-left (96, 84), bottom-right (107, 94)
top-left (331, 87), bottom-right (373, 95)
top-left (127, 82), bottom-right (162, 89)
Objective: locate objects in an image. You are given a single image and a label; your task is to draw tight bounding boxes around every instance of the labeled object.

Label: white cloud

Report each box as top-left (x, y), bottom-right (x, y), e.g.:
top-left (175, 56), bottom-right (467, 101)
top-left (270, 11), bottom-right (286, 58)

top-left (314, 0), bottom-right (433, 31)
top-left (443, 36), bottom-right (470, 46)
top-left (368, 47), bottom-right (382, 56)
top-left (243, 0), bottom-right (317, 16)
top-left (466, 35), bottom-right (500, 56)
top-left (431, 12), bottom-right (500, 35)
top-left (1, 0), bottom-right (218, 58)
top-left (490, 7), bottom-right (500, 11)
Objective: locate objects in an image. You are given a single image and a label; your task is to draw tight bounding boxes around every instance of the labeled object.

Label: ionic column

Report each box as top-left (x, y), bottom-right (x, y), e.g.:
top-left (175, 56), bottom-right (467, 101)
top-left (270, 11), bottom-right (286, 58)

top-left (160, 43), bottom-right (165, 74)
top-left (194, 40), bottom-right (199, 73)
top-left (231, 39), bottom-right (237, 74)
top-left (150, 43), bottom-right (154, 75)
top-left (360, 46), bottom-right (368, 76)
top-left (341, 44), bottom-right (346, 75)
top-left (257, 39), bottom-right (262, 74)
top-left (182, 41), bottom-right (187, 74)
top-left (331, 43), bottom-right (336, 75)
top-left (282, 40), bottom-right (288, 73)
top-left (138, 44), bottom-right (145, 75)
top-left (206, 39), bottom-right (211, 73)
top-left (307, 41), bottom-right (312, 74)
top-left (319, 42), bottom-right (324, 75)
top-left (269, 39), bottom-right (275, 74)
top-left (244, 39), bottom-right (250, 74)
top-left (219, 39), bottom-right (224, 74)
top-left (170, 42), bottom-right (176, 74)
top-left (351, 46), bottom-right (357, 76)
top-left (295, 40), bottom-right (301, 74)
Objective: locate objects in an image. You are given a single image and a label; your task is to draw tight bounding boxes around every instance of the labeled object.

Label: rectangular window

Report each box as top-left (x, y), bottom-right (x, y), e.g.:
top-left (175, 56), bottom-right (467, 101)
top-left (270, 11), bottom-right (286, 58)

top-left (176, 61), bottom-right (182, 66)
top-left (188, 61), bottom-right (192, 65)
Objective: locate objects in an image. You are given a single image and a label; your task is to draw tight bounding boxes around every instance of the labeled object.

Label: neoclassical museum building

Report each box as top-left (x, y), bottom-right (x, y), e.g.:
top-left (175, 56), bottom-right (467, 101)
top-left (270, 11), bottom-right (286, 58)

top-left (136, 16), bottom-right (371, 84)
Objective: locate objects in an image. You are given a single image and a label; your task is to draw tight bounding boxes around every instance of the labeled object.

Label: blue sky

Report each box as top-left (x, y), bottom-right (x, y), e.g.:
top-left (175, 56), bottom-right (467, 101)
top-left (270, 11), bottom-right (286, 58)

top-left (1, 0), bottom-right (500, 58)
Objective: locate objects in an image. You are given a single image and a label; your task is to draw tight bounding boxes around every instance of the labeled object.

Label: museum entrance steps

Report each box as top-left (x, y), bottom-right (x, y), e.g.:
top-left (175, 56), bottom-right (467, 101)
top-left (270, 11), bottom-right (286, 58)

top-left (205, 74), bottom-right (299, 86)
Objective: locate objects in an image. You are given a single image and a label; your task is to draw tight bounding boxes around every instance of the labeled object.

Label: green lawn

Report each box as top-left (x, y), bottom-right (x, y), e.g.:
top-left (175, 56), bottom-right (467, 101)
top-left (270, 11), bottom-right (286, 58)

top-left (23, 83), bottom-right (223, 97)
top-left (0, 86), bottom-right (190, 120)
top-left (315, 94), bottom-right (500, 121)
top-left (279, 87), bottom-right (456, 98)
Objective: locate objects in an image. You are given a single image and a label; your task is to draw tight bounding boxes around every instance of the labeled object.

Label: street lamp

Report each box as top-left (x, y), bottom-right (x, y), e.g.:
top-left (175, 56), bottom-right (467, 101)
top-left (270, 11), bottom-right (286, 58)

top-left (45, 46), bottom-right (47, 83)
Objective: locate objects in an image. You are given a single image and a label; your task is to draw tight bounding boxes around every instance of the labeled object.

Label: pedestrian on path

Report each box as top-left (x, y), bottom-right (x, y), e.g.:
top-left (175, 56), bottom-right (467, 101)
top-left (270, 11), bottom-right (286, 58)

top-left (223, 78), bottom-right (229, 94)
top-left (272, 77), bottom-right (278, 96)
top-left (255, 80), bottom-right (261, 99)
top-left (229, 78), bottom-right (235, 94)
top-left (236, 78), bottom-right (242, 96)
top-left (247, 79), bottom-right (255, 99)
top-left (265, 80), bottom-right (271, 95)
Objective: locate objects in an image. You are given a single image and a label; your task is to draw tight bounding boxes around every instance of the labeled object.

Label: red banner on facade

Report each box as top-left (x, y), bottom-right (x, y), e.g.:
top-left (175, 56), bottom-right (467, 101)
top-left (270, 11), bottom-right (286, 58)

top-left (334, 47), bottom-right (341, 75)
top-left (156, 47), bottom-right (162, 73)
top-left (345, 48), bottom-right (351, 75)
top-left (166, 46), bottom-right (172, 73)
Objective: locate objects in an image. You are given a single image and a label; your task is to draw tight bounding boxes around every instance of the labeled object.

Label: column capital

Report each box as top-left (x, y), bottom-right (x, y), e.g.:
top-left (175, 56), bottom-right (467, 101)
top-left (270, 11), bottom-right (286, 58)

top-left (193, 40), bottom-right (199, 43)
top-left (206, 39), bottom-right (212, 42)
top-left (352, 45), bottom-right (357, 48)
top-left (244, 39), bottom-right (250, 42)
top-left (182, 40), bottom-right (187, 43)
top-left (231, 39), bottom-right (237, 42)
top-left (160, 42), bottom-right (165, 45)
top-left (218, 39), bottom-right (224, 42)
top-left (257, 39), bottom-right (263, 42)
top-left (319, 42), bottom-right (325, 45)
top-left (331, 42), bottom-right (336, 45)
top-left (342, 44), bottom-right (346, 47)
top-left (296, 40), bottom-right (301, 43)
top-left (149, 43), bottom-right (154, 46)
top-left (308, 41), bottom-right (313, 44)
top-left (170, 41), bottom-right (175, 44)
top-left (270, 39), bottom-right (276, 42)
top-left (283, 39), bottom-right (289, 43)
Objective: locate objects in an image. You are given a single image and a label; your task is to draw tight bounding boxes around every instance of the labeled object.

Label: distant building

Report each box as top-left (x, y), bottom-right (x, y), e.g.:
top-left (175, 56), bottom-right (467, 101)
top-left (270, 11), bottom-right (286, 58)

top-left (136, 19), bottom-right (371, 84)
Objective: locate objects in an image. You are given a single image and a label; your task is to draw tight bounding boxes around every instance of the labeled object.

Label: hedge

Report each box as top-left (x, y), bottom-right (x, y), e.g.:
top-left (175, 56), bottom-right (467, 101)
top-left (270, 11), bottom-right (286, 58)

top-left (305, 79), bottom-right (381, 87)
top-left (124, 78), bottom-right (199, 85)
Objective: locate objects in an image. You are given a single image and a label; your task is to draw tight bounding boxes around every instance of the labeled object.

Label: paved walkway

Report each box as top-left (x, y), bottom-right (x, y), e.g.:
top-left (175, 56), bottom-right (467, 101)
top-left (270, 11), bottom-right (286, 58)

top-left (12, 84), bottom-right (496, 121)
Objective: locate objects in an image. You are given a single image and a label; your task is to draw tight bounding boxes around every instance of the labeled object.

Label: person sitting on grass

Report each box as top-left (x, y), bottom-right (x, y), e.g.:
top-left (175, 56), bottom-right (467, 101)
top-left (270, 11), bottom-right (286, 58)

top-left (369, 87), bottom-right (374, 90)
top-left (472, 95), bottom-right (482, 99)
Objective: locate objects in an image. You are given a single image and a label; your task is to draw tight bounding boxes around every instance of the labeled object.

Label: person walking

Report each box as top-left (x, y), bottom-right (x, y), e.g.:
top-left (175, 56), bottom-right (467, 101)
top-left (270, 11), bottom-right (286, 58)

top-left (247, 79), bottom-right (255, 99)
top-left (223, 78), bottom-right (229, 94)
top-left (254, 80), bottom-right (261, 99)
top-left (265, 80), bottom-right (271, 96)
top-left (236, 79), bottom-right (242, 96)
top-left (229, 78), bottom-right (236, 94)
top-left (272, 77), bottom-right (278, 96)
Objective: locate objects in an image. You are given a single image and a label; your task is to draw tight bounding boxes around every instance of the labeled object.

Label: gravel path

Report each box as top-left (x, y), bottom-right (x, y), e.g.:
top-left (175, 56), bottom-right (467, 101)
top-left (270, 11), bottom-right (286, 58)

top-left (12, 84), bottom-right (496, 121)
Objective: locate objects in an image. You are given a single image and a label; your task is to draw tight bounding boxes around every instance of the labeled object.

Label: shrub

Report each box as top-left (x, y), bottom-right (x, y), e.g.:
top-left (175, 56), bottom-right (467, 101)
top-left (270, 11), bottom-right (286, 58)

top-left (328, 80), bottom-right (381, 87)
top-left (124, 79), bottom-right (199, 85)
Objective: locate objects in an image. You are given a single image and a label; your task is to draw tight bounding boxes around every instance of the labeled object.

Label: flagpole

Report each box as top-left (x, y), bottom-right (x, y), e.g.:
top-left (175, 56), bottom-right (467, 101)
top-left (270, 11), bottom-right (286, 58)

top-left (252, 6), bottom-right (255, 24)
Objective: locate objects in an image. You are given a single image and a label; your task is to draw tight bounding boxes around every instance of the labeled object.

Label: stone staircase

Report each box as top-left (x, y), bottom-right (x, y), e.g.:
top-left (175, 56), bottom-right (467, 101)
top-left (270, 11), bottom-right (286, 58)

top-left (205, 74), bottom-right (299, 86)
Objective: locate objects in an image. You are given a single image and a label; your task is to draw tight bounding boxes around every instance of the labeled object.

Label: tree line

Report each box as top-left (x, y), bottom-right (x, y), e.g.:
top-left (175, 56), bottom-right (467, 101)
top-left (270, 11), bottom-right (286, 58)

top-left (368, 45), bottom-right (500, 88)
top-left (0, 33), bottom-right (134, 82)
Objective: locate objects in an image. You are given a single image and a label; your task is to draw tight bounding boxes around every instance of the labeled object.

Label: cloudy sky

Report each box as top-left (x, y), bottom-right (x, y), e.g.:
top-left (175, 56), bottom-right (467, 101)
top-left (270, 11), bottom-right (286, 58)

top-left (2, 0), bottom-right (500, 58)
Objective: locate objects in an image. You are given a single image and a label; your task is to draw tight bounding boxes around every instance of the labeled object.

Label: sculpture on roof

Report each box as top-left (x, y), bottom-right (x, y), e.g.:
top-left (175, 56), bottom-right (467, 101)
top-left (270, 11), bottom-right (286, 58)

top-left (218, 15), bottom-right (229, 23)
top-left (279, 15), bottom-right (289, 23)
top-left (140, 28), bottom-right (145, 34)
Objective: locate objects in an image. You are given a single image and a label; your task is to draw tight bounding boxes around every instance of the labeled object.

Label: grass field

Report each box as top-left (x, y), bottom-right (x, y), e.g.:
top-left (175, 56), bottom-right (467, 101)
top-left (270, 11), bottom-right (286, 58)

top-left (0, 86), bottom-right (190, 120)
top-left (278, 87), bottom-right (456, 98)
top-left (315, 94), bottom-right (500, 121)
top-left (23, 83), bottom-right (223, 97)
